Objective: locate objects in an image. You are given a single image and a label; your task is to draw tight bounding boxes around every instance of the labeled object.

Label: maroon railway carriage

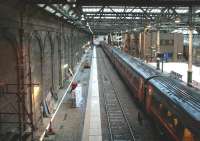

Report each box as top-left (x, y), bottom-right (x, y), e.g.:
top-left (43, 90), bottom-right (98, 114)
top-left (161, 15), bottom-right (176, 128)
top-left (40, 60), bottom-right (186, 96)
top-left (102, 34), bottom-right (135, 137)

top-left (103, 45), bottom-right (200, 141)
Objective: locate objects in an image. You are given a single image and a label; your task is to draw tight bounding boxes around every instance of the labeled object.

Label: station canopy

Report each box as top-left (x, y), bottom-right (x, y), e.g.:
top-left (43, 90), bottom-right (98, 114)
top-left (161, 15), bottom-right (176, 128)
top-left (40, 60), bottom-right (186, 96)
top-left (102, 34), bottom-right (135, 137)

top-left (33, 0), bottom-right (200, 34)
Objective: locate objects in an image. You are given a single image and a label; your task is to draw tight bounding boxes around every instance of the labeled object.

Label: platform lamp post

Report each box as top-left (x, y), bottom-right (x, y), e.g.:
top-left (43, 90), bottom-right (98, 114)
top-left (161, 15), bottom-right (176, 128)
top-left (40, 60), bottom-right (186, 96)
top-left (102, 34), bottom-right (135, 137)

top-left (157, 28), bottom-right (160, 53)
top-left (156, 28), bottom-right (160, 70)
top-left (143, 29), bottom-right (146, 60)
top-left (161, 53), bottom-right (164, 72)
top-left (139, 32), bottom-right (142, 58)
top-left (151, 46), bottom-right (156, 61)
top-left (188, 27), bottom-right (193, 85)
top-left (187, 7), bottom-right (193, 86)
top-left (156, 52), bottom-right (164, 72)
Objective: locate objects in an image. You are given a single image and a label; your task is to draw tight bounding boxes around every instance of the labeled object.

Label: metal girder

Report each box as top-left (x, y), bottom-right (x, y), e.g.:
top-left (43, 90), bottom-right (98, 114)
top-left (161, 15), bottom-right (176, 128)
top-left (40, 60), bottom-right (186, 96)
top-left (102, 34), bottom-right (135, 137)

top-left (82, 5), bottom-right (200, 34)
top-left (29, 0), bottom-right (200, 34)
top-left (78, 0), bottom-right (200, 6)
top-left (26, 0), bottom-right (75, 4)
top-left (26, 0), bottom-right (200, 6)
top-left (87, 19), bottom-right (143, 23)
top-left (85, 12), bottom-right (194, 18)
top-left (88, 19), bottom-right (200, 27)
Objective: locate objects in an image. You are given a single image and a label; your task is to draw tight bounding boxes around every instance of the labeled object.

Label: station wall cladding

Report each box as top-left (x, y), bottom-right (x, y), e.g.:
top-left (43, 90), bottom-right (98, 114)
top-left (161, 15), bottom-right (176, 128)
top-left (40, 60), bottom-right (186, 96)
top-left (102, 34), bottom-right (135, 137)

top-left (0, 1), bottom-right (90, 140)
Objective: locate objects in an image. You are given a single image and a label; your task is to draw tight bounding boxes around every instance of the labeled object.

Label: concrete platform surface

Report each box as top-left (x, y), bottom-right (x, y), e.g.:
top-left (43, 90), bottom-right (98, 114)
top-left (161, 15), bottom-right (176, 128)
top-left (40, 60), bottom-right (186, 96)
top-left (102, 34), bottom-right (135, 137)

top-left (149, 62), bottom-right (200, 83)
top-left (82, 47), bottom-right (102, 141)
top-left (41, 49), bottom-right (92, 141)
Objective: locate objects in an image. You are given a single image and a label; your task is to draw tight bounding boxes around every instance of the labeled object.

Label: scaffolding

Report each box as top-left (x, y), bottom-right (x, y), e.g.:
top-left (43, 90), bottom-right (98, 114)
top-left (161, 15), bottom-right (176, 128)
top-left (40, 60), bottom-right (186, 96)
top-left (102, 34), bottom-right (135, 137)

top-left (0, 5), bottom-right (36, 140)
top-left (0, 82), bottom-right (37, 141)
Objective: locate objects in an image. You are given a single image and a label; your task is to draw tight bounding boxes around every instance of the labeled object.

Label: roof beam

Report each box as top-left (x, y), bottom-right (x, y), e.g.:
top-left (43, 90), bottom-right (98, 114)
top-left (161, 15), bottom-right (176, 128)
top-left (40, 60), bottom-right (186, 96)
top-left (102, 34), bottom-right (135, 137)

top-left (27, 0), bottom-right (200, 6)
top-left (78, 0), bottom-right (200, 6)
top-left (85, 13), bottom-right (192, 17)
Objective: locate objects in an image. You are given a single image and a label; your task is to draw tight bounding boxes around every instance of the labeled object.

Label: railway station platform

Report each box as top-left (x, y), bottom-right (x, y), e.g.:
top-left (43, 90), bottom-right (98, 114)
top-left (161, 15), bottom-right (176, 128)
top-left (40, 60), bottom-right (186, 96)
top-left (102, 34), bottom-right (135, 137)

top-left (82, 47), bottom-right (102, 141)
top-left (80, 46), bottom-right (157, 141)
top-left (42, 46), bottom-right (158, 141)
top-left (149, 62), bottom-right (200, 89)
top-left (2, 2), bottom-right (200, 141)
top-left (41, 48), bottom-right (93, 141)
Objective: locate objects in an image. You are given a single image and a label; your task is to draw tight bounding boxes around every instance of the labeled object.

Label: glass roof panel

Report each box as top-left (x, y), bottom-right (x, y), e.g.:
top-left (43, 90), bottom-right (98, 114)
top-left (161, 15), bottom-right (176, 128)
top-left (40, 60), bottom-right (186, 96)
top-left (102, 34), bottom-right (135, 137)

top-left (82, 7), bottom-right (101, 12)
top-left (195, 9), bottom-right (200, 13)
top-left (176, 9), bottom-right (188, 13)
top-left (63, 4), bottom-right (70, 11)
top-left (37, 4), bottom-right (45, 7)
top-left (132, 9), bottom-right (143, 13)
top-left (103, 8), bottom-right (113, 12)
top-left (56, 13), bottom-right (62, 17)
top-left (150, 9), bottom-right (161, 13)
top-left (112, 8), bottom-right (125, 12)
top-left (172, 28), bottom-right (198, 34)
top-left (126, 8), bottom-right (134, 12)
top-left (45, 6), bottom-right (55, 13)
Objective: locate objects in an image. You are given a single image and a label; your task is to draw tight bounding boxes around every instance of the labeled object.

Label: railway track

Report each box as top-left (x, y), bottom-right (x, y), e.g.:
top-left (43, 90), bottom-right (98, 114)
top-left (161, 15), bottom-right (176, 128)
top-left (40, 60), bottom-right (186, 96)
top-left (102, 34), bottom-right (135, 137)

top-left (97, 48), bottom-right (136, 141)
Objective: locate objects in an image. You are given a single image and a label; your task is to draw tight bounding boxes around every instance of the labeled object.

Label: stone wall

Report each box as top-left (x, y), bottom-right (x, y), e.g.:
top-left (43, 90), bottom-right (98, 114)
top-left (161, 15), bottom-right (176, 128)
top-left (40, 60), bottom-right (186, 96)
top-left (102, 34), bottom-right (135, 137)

top-left (0, 1), bottom-right (90, 140)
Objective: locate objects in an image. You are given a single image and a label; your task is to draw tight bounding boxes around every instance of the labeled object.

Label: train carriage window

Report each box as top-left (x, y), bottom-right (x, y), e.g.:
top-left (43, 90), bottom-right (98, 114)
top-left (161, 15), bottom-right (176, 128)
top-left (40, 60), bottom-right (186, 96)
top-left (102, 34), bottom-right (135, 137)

top-left (182, 128), bottom-right (195, 141)
top-left (166, 110), bottom-right (174, 128)
top-left (160, 106), bottom-right (168, 117)
top-left (173, 118), bottom-right (178, 127)
top-left (159, 104), bottom-right (163, 111)
top-left (167, 111), bottom-right (172, 117)
top-left (151, 94), bottom-right (160, 111)
top-left (175, 119), bottom-right (184, 139)
top-left (162, 108), bottom-right (185, 139)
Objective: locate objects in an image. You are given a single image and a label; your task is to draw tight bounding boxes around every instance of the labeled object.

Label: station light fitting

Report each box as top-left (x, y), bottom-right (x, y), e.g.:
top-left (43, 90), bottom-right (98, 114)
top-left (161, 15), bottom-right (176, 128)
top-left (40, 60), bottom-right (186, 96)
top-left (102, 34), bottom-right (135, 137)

top-left (56, 13), bottom-right (62, 17)
top-left (63, 64), bottom-right (69, 69)
top-left (147, 23), bottom-right (152, 28)
top-left (69, 10), bottom-right (74, 16)
top-left (175, 17), bottom-right (181, 24)
top-left (195, 9), bottom-right (200, 13)
top-left (37, 4), bottom-right (45, 8)
top-left (81, 17), bottom-right (85, 21)
top-left (33, 86), bottom-right (40, 97)
top-left (44, 6), bottom-right (55, 13)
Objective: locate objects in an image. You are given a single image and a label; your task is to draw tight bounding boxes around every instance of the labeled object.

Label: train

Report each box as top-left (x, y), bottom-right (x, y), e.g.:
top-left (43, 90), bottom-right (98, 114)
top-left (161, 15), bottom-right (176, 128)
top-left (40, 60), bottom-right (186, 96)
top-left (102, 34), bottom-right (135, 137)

top-left (102, 44), bottom-right (200, 141)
